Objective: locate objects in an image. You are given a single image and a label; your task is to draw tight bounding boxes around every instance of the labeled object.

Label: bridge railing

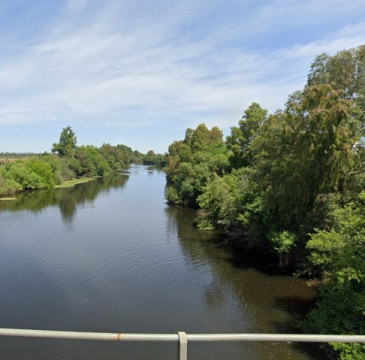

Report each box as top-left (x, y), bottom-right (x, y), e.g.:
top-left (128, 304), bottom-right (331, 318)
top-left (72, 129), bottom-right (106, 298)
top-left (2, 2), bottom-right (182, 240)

top-left (0, 328), bottom-right (364, 360)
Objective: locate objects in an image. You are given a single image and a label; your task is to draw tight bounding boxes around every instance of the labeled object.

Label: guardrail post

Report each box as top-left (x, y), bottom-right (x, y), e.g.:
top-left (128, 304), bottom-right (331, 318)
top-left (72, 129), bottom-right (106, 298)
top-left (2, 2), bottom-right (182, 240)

top-left (178, 332), bottom-right (187, 360)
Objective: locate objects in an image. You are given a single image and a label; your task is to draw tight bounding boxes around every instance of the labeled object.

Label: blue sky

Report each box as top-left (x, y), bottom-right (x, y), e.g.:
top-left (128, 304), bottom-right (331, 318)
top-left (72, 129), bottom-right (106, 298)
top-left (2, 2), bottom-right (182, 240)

top-left (1, 0), bottom-right (365, 154)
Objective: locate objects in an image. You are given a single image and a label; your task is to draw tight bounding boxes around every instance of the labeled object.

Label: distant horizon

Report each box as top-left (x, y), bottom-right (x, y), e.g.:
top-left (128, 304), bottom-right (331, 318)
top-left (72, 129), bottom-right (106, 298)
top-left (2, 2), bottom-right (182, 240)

top-left (0, 139), bottom-right (150, 155)
top-left (1, 0), bottom-right (365, 154)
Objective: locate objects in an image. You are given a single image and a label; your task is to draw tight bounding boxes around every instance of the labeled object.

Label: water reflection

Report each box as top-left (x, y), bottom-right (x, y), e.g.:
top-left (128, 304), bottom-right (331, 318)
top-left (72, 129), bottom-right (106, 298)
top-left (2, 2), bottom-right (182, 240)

top-left (165, 206), bottom-right (328, 360)
top-left (0, 174), bottom-right (129, 226)
top-left (0, 167), bottom-right (328, 360)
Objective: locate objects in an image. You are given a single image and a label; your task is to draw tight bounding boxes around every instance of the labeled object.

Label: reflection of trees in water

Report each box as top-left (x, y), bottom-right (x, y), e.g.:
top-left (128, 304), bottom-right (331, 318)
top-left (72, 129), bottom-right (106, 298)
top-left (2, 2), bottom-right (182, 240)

top-left (165, 206), bottom-right (316, 315)
top-left (166, 206), bottom-right (248, 308)
top-left (0, 174), bottom-right (129, 225)
top-left (165, 205), bottom-right (325, 360)
top-left (203, 279), bottom-right (226, 311)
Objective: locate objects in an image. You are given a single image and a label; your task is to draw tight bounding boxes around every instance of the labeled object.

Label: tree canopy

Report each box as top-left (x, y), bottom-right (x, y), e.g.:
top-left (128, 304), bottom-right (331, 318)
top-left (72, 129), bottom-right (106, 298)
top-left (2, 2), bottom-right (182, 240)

top-left (164, 44), bottom-right (365, 359)
top-left (0, 126), bottom-right (155, 196)
top-left (52, 126), bottom-right (77, 157)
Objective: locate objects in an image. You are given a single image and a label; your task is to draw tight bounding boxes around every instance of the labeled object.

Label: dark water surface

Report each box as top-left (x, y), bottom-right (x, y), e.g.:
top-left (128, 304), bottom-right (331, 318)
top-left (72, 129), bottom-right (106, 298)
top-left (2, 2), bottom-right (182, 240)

top-left (0, 165), bottom-right (326, 359)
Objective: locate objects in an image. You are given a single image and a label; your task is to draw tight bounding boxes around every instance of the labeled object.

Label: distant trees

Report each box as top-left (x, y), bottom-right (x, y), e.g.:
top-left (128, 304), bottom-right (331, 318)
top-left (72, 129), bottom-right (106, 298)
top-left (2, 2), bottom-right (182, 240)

top-left (71, 145), bottom-right (110, 177)
top-left (50, 126), bottom-right (144, 178)
top-left (100, 143), bottom-right (130, 170)
top-left (143, 150), bottom-right (167, 167)
top-left (0, 126), bottom-right (151, 196)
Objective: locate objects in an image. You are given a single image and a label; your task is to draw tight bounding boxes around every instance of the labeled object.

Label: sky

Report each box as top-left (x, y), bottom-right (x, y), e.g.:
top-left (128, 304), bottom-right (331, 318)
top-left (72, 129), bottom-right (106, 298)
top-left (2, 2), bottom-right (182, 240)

top-left (1, 0), bottom-right (365, 154)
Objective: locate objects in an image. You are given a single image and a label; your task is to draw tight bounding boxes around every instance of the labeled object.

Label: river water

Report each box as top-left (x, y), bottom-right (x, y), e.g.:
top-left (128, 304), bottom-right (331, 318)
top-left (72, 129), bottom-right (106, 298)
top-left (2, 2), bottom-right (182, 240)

top-left (0, 165), bottom-right (326, 359)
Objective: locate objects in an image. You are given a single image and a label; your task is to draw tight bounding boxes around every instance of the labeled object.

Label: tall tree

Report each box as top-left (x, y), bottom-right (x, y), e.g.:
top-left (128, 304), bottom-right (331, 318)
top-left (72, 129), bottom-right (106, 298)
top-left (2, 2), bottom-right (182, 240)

top-left (164, 123), bottom-right (228, 207)
top-left (253, 84), bottom-right (362, 241)
top-left (226, 102), bottom-right (268, 168)
top-left (307, 45), bottom-right (365, 117)
top-left (52, 126), bottom-right (77, 157)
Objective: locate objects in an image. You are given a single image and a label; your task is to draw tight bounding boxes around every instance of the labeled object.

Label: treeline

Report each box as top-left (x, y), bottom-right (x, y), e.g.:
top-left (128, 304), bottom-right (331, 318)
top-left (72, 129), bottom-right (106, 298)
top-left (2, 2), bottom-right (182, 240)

top-left (0, 127), bottom-right (162, 197)
top-left (0, 153), bottom-right (40, 166)
top-left (165, 45), bottom-right (365, 359)
top-left (143, 150), bottom-right (167, 167)
top-left (0, 152), bottom-right (40, 159)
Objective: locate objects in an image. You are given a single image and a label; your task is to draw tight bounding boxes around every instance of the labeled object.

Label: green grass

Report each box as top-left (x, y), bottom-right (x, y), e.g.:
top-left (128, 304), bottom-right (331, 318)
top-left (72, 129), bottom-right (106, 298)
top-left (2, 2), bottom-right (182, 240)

top-left (55, 177), bottom-right (96, 188)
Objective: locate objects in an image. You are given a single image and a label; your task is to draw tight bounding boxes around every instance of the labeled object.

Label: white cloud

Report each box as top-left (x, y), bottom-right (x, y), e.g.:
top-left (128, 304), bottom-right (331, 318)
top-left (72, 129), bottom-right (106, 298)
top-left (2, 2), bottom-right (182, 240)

top-left (67, 0), bottom-right (89, 12)
top-left (278, 22), bottom-right (365, 59)
top-left (0, 0), bottom-right (364, 152)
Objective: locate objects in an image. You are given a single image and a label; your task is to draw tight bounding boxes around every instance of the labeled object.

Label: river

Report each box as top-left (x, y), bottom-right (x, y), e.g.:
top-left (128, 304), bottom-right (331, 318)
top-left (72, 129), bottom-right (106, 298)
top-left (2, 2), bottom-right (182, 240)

top-left (0, 165), bottom-right (327, 359)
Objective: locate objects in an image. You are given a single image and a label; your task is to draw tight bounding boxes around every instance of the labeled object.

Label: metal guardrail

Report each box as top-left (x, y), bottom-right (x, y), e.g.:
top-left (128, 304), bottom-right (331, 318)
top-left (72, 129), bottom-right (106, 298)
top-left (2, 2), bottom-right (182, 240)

top-left (0, 328), bottom-right (364, 360)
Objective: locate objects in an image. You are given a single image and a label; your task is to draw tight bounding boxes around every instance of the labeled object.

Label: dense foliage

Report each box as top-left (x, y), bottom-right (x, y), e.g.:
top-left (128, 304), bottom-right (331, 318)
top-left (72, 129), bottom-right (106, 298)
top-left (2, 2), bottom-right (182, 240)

top-left (0, 127), bottom-right (156, 196)
top-left (164, 45), bottom-right (365, 359)
top-left (0, 157), bottom-right (55, 195)
top-left (165, 123), bottom-right (229, 207)
top-left (143, 150), bottom-right (167, 167)
top-left (302, 193), bottom-right (365, 359)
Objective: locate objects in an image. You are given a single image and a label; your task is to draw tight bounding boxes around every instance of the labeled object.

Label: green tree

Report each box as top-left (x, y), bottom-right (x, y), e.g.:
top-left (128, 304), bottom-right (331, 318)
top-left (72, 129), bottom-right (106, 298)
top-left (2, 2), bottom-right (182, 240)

top-left (303, 193), bottom-right (365, 359)
top-left (75, 145), bottom-right (111, 177)
top-left (307, 45), bottom-right (365, 115)
top-left (191, 124), bottom-right (224, 151)
top-left (197, 167), bottom-right (264, 243)
top-left (143, 150), bottom-right (167, 167)
top-left (164, 124), bottom-right (228, 207)
top-left (99, 143), bottom-right (128, 170)
top-left (0, 158), bottom-right (54, 190)
top-left (52, 126), bottom-right (77, 157)
top-left (227, 102), bottom-right (268, 168)
top-left (253, 84), bottom-right (362, 240)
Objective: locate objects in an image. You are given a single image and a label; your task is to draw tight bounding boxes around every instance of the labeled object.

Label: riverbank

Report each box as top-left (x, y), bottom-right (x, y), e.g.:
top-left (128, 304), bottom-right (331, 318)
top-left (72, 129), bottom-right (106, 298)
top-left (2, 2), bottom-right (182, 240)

top-left (0, 150), bottom-right (129, 198)
top-left (54, 177), bottom-right (96, 189)
top-left (0, 171), bottom-right (99, 199)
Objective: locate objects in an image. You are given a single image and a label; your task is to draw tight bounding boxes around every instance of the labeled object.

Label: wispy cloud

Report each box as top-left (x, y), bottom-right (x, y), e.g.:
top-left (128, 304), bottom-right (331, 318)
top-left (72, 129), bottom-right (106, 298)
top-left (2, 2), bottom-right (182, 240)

top-left (0, 0), bottom-right (364, 152)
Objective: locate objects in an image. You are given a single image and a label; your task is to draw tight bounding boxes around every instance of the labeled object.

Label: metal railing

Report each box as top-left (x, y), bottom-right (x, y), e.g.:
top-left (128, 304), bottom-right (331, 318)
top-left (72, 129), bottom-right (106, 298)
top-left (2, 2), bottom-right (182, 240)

top-left (0, 328), bottom-right (364, 360)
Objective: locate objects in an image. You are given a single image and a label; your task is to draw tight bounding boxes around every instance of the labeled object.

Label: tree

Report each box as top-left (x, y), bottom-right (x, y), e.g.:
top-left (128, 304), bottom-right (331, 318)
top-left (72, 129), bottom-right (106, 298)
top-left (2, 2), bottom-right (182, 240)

top-left (52, 126), bottom-right (77, 157)
top-left (307, 45), bottom-right (365, 114)
top-left (1, 158), bottom-right (54, 190)
top-left (252, 84), bottom-right (362, 241)
top-left (164, 124), bottom-right (228, 207)
top-left (226, 102), bottom-right (268, 168)
top-left (190, 124), bottom-right (224, 151)
top-left (99, 143), bottom-right (129, 169)
top-left (74, 145), bottom-right (110, 176)
top-left (303, 193), bottom-right (365, 359)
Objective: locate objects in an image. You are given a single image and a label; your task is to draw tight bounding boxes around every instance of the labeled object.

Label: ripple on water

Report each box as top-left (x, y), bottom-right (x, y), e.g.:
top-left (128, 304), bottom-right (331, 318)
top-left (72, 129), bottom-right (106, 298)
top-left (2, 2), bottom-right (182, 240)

top-left (0, 166), bottom-right (326, 360)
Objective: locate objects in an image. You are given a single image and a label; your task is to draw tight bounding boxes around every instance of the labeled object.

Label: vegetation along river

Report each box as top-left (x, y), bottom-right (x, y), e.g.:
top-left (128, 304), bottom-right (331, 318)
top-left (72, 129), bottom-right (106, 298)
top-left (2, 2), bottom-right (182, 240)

top-left (0, 165), bottom-right (326, 359)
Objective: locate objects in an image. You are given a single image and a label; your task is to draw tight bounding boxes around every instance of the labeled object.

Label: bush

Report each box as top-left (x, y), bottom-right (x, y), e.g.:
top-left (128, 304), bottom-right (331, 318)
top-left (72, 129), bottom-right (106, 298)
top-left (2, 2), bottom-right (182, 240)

top-left (0, 173), bottom-right (22, 196)
top-left (165, 186), bottom-right (182, 205)
top-left (0, 158), bottom-right (54, 191)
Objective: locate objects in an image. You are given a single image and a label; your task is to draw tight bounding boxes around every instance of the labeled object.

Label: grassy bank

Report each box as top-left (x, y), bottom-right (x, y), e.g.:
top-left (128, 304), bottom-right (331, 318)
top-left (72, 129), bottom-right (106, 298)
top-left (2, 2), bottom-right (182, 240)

top-left (0, 177), bottom-right (96, 199)
top-left (54, 177), bottom-right (96, 188)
